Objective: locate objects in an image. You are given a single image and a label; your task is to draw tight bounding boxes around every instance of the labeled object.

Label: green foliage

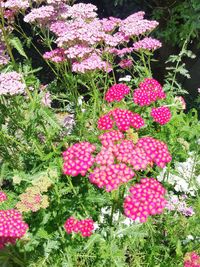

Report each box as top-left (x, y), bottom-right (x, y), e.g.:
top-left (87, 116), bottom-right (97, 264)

top-left (153, 0), bottom-right (200, 46)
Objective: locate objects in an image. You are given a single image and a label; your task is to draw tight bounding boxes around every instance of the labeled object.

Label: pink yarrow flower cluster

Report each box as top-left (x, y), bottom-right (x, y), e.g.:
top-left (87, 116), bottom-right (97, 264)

top-left (151, 106), bottom-right (171, 125)
top-left (124, 178), bottom-right (167, 223)
top-left (133, 78), bottom-right (166, 106)
top-left (0, 209), bottom-right (28, 249)
top-left (43, 48), bottom-right (66, 63)
top-left (98, 130), bottom-right (124, 147)
top-left (62, 142), bottom-right (96, 176)
top-left (3, 0), bottom-right (30, 11)
top-left (114, 136), bottom-right (172, 170)
top-left (0, 191), bottom-right (7, 202)
top-left (24, 5), bottom-right (55, 24)
top-left (98, 108), bottom-right (145, 131)
top-left (72, 53), bottom-right (112, 73)
top-left (119, 12), bottom-right (159, 37)
top-left (105, 84), bottom-right (130, 102)
top-left (137, 137), bottom-right (172, 168)
top-left (184, 252), bottom-right (200, 267)
top-left (0, 71), bottom-right (26, 96)
top-left (133, 37), bottom-right (162, 51)
top-left (64, 217), bottom-right (94, 237)
top-left (89, 163), bottom-right (135, 192)
top-left (95, 147), bottom-right (115, 165)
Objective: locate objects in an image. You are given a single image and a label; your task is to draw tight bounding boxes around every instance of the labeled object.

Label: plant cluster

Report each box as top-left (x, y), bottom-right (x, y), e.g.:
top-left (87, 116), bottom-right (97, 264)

top-left (0, 1), bottom-right (199, 266)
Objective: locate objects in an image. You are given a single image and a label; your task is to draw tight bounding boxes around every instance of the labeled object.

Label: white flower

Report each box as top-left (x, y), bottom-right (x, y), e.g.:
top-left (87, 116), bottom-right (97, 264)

top-left (118, 75), bottom-right (132, 82)
top-left (77, 96), bottom-right (84, 106)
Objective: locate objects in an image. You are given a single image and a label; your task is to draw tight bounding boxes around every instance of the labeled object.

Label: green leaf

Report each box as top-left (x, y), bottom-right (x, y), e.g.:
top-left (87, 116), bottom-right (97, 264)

top-left (9, 37), bottom-right (28, 59)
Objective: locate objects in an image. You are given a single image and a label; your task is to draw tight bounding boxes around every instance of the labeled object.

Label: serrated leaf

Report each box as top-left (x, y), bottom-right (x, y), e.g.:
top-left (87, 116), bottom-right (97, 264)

top-left (9, 37), bottom-right (28, 59)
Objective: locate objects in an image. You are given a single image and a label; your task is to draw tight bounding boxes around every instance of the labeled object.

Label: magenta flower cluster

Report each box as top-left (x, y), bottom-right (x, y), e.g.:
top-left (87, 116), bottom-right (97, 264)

top-left (184, 252), bottom-right (200, 267)
top-left (0, 209), bottom-right (28, 249)
top-left (0, 191), bottom-right (7, 202)
top-left (105, 84), bottom-right (130, 102)
top-left (151, 106), bottom-right (171, 125)
top-left (124, 178), bottom-right (167, 223)
top-left (98, 130), bottom-right (125, 148)
top-left (62, 142), bottom-right (96, 176)
top-left (64, 217), bottom-right (94, 237)
top-left (89, 163), bottom-right (135, 192)
top-left (133, 78), bottom-right (166, 106)
top-left (98, 108), bottom-right (145, 131)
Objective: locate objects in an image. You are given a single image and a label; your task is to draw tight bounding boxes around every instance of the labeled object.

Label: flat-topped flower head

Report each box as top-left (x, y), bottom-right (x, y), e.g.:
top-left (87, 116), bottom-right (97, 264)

top-left (0, 71), bottom-right (26, 96)
top-left (0, 191), bottom-right (7, 203)
top-left (62, 142), bottom-right (96, 176)
top-left (89, 163), bottom-right (135, 192)
top-left (133, 78), bottom-right (166, 106)
top-left (184, 252), bottom-right (200, 267)
top-left (133, 37), bottom-right (162, 51)
top-left (24, 5), bottom-right (55, 25)
top-left (151, 106), bottom-right (171, 125)
top-left (137, 137), bottom-right (172, 168)
top-left (105, 84), bottom-right (130, 102)
top-left (43, 48), bottom-right (66, 63)
top-left (98, 109), bottom-right (145, 131)
top-left (64, 217), bottom-right (94, 237)
top-left (3, 0), bottom-right (30, 11)
top-left (98, 130), bottom-right (125, 147)
top-left (0, 209), bottom-right (28, 249)
top-left (98, 114), bottom-right (114, 130)
top-left (124, 178), bottom-right (167, 223)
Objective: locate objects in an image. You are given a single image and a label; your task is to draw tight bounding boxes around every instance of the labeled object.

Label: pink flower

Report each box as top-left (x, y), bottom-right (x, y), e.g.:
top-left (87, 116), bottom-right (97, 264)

top-left (105, 84), bottom-right (130, 102)
top-left (24, 5), bottom-right (55, 25)
top-left (0, 192), bottom-right (7, 202)
top-left (64, 45), bottom-right (93, 59)
top-left (124, 178), bottom-right (167, 223)
top-left (133, 78), bottom-right (166, 106)
top-left (151, 106), bottom-right (171, 125)
top-left (3, 0), bottom-right (29, 11)
top-left (61, 3), bottom-right (97, 20)
top-left (0, 71), bottom-right (26, 96)
top-left (113, 140), bottom-right (150, 171)
top-left (120, 12), bottom-right (159, 37)
top-left (111, 108), bottom-right (145, 131)
top-left (0, 209), bottom-right (28, 249)
top-left (184, 252), bottom-right (200, 267)
top-left (62, 142), bottom-right (96, 176)
top-left (64, 217), bottom-right (94, 237)
top-left (89, 163), bottom-right (135, 192)
top-left (119, 59), bottom-right (133, 69)
top-left (98, 130), bottom-right (124, 147)
top-left (137, 137), bottom-right (172, 168)
top-left (97, 114), bottom-right (114, 130)
top-left (43, 48), bottom-right (66, 63)
top-left (41, 92), bottom-right (52, 107)
top-left (97, 108), bottom-right (145, 131)
top-left (133, 37), bottom-right (162, 51)
top-left (95, 147), bottom-right (115, 166)
top-left (72, 53), bottom-right (112, 73)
